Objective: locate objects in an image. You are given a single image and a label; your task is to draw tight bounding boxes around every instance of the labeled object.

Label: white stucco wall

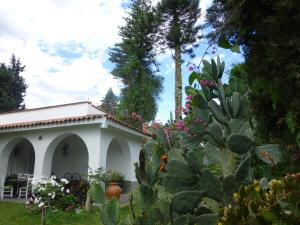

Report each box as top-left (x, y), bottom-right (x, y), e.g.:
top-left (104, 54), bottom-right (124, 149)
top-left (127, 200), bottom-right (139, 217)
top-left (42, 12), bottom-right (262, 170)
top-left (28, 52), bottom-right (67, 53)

top-left (100, 124), bottom-right (144, 182)
top-left (106, 138), bottom-right (131, 180)
top-left (0, 102), bottom-right (104, 125)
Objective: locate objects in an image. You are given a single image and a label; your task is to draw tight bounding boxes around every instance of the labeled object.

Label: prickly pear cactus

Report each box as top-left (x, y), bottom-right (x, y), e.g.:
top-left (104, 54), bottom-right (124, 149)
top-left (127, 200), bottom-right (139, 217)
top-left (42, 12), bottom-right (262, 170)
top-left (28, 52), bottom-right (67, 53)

top-left (130, 57), bottom-right (282, 225)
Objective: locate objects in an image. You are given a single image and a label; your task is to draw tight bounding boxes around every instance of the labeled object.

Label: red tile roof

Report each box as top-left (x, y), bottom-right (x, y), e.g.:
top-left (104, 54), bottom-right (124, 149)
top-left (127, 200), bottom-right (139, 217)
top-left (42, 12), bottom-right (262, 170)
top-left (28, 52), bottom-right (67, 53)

top-left (0, 115), bottom-right (102, 129)
top-left (92, 105), bottom-right (152, 136)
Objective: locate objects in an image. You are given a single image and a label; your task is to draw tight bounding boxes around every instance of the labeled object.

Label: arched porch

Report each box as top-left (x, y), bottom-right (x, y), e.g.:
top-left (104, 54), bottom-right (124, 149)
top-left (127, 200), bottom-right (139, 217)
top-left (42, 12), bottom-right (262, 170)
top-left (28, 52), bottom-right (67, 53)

top-left (106, 137), bottom-right (132, 181)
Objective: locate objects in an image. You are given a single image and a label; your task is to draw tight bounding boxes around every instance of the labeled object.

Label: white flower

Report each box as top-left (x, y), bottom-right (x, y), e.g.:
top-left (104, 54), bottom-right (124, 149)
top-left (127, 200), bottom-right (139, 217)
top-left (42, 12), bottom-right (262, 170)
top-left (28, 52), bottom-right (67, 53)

top-left (66, 189), bottom-right (70, 194)
top-left (61, 187), bottom-right (64, 192)
top-left (48, 193), bottom-right (52, 196)
top-left (51, 192), bottom-right (56, 199)
top-left (50, 179), bottom-right (57, 186)
top-left (51, 175), bottom-right (56, 180)
top-left (60, 178), bottom-right (69, 184)
top-left (39, 187), bottom-right (45, 192)
top-left (25, 201), bottom-right (30, 205)
top-left (38, 202), bottom-right (45, 208)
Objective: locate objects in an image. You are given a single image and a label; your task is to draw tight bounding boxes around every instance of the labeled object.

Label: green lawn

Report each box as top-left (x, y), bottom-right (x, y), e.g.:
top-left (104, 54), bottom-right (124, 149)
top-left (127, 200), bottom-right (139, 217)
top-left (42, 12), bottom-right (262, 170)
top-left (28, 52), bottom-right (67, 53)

top-left (0, 201), bottom-right (130, 225)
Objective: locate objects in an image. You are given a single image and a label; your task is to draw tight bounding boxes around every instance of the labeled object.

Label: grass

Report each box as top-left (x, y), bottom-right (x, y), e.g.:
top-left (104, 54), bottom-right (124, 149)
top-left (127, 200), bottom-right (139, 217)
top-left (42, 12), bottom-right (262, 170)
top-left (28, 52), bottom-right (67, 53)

top-left (0, 200), bottom-right (131, 225)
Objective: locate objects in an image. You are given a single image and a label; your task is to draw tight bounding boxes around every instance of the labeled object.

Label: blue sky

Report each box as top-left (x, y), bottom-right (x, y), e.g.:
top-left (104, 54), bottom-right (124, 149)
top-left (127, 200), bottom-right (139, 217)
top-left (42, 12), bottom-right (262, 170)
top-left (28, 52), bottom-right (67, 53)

top-left (0, 0), bottom-right (243, 123)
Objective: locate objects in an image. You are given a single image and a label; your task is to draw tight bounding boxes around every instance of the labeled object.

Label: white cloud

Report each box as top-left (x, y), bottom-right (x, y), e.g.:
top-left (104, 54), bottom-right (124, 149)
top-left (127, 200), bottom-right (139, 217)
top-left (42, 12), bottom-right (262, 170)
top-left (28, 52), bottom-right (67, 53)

top-left (0, 0), bottom-right (127, 108)
top-left (0, 0), bottom-right (219, 123)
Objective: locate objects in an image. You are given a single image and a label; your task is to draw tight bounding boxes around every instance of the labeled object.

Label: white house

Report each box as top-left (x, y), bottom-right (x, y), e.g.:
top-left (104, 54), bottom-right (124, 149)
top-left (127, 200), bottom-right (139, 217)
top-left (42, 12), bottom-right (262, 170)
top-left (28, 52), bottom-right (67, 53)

top-left (0, 101), bottom-right (150, 190)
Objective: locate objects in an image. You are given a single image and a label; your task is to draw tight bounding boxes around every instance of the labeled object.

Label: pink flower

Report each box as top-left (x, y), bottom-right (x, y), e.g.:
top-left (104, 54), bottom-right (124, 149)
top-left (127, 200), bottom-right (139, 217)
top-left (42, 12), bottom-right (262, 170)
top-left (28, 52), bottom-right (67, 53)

top-left (188, 65), bottom-right (194, 71)
top-left (194, 118), bottom-right (208, 128)
top-left (185, 95), bottom-right (193, 101)
top-left (176, 120), bottom-right (185, 130)
top-left (184, 127), bottom-right (190, 132)
top-left (200, 80), bottom-right (209, 86)
top-left (151, 121), bottom-right (161, 129)
top-left (185, 103), bottom-right (190, 109)
top-left (200, 79), bottom-right (215, 87)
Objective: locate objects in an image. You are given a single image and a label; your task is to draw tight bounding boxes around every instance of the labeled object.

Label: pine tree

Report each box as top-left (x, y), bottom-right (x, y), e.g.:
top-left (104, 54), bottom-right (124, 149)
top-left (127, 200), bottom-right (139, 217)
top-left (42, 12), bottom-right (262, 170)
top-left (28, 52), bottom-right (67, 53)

top-left (0, 54), bottom-right (27, 112)
top-left (109, 0), bottom-right (163, 121)
top-left (100, 88), bottom-right (119, 115)
top-left (155, 0), bottom-right (201, 120)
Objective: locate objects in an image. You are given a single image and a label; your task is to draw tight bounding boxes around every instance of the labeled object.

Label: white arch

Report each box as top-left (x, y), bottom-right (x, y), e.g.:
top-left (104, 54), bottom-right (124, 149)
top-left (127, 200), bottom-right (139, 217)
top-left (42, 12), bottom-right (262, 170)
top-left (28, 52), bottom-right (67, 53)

top-left (0, 137), bottom-right (35, 180)
top-left (42, 133), bottom-right (89, 179)
top-left (106, 137), bottom-right (132, 181)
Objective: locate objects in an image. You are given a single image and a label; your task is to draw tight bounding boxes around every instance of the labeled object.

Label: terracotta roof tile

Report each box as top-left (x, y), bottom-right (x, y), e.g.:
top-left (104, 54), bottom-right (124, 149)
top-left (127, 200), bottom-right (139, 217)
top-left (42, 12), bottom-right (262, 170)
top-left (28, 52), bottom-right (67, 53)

top-left (105, 114), bottom-right (152, 136)
top-left (92, 105), bottom-right (152, 136)
top-left (0, 115), bottom-right (102, 129)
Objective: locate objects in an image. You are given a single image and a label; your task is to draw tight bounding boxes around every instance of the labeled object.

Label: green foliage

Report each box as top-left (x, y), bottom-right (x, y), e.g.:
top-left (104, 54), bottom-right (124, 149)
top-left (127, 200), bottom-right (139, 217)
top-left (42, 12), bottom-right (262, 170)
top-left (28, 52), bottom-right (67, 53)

top-left (109, 0), bottom-right (163, 121)
top-left (0, 54), bottom-right (27, 112)
top-left (218, 173), bottom-right (300, 225)
top-left (206, 0), bottom-right (300, 170)
top-left (100, 88), bottom-right (119, 115)
top-left (155, 0), bottom-right (201, 52)
top-left (122, 57), bottom-right (283, 225)
top-left (104, 170), bottom-right (125, 184)
top-left (100, 198), bottom-right (120, 225)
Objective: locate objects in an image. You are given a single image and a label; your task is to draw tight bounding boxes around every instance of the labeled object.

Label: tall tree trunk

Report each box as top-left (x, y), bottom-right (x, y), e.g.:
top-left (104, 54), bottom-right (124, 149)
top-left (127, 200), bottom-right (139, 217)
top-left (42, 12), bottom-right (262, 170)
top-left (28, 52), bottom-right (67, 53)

top-left (175, 45), bottom-right (182, 121)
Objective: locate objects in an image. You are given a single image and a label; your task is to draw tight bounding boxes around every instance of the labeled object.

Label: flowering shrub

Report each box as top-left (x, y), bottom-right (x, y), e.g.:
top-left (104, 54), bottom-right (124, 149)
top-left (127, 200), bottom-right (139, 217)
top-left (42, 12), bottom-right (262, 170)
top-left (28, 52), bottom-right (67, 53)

top-left (26, 176), bottom-right (77, 225)
top-left (28, 176), bottom-right (77, 211)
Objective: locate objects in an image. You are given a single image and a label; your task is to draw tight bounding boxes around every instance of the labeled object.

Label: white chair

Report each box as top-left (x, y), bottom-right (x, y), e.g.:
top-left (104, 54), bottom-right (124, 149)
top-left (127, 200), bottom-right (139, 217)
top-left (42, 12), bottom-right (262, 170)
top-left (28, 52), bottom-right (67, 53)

top-left (18, 173), bottom-right (29, 181)
top-left (1, 186), bottom-right (13, 199)
top-left (18, 178), bottom-right (33, 199)
top-left (0, 174), bottom-right (13, 199)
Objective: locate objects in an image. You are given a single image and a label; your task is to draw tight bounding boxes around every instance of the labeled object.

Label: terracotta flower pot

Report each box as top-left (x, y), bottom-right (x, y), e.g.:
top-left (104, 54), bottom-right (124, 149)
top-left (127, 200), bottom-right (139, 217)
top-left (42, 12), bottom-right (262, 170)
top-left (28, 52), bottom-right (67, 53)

top-left (105, 183), bottom-right (122, 200)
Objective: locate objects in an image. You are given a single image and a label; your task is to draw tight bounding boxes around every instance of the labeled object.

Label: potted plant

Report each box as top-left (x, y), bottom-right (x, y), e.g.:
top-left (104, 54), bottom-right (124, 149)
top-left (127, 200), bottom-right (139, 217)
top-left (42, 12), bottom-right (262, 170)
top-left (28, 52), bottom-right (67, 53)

top-left (104, 170), bottom-right (124, 200)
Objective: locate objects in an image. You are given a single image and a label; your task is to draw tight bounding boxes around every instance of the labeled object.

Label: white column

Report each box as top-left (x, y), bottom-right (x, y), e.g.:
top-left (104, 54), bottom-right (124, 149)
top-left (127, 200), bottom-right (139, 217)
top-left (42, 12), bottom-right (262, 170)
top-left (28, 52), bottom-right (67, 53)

top-left (128, 140), bottom-right (142, 182)
top-left (31, 139), bottom-right (49, 178)
top-left (80, 127), bottom-right (102, 173)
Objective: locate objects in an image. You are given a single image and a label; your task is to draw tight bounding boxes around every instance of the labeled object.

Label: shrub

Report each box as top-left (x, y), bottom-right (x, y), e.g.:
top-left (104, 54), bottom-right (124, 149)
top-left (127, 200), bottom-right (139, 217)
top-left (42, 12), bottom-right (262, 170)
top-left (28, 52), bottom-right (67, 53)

top-left (104, 170), bottom-right (125, 185)
top-left (28, 176), bottom-right (77, 225)
top-left (218, 173), bottom-right (300, 225)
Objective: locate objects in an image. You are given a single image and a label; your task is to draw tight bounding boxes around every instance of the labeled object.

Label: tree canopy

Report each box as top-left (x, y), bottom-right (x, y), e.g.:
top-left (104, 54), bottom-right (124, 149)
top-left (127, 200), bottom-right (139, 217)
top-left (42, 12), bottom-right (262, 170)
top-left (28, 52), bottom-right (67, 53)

top-left (109, 0), bottom-right (163, 121)
top-left (100, 88), bottom-right (119, 115)
top-left (0, 54), bottom-right (27, 112)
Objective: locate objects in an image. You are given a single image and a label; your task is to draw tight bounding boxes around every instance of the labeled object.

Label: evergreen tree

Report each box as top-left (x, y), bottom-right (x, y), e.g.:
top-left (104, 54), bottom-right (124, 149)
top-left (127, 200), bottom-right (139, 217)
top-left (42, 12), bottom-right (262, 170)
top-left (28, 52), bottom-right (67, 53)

top-left (100, 88), bottom-right (119, 115)
top-left (109, 0), bottom-right (163, 121)
top-left (0, 54), bottom-right (27, 112)
top-left (155, 0), bottom-right (201, 120)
